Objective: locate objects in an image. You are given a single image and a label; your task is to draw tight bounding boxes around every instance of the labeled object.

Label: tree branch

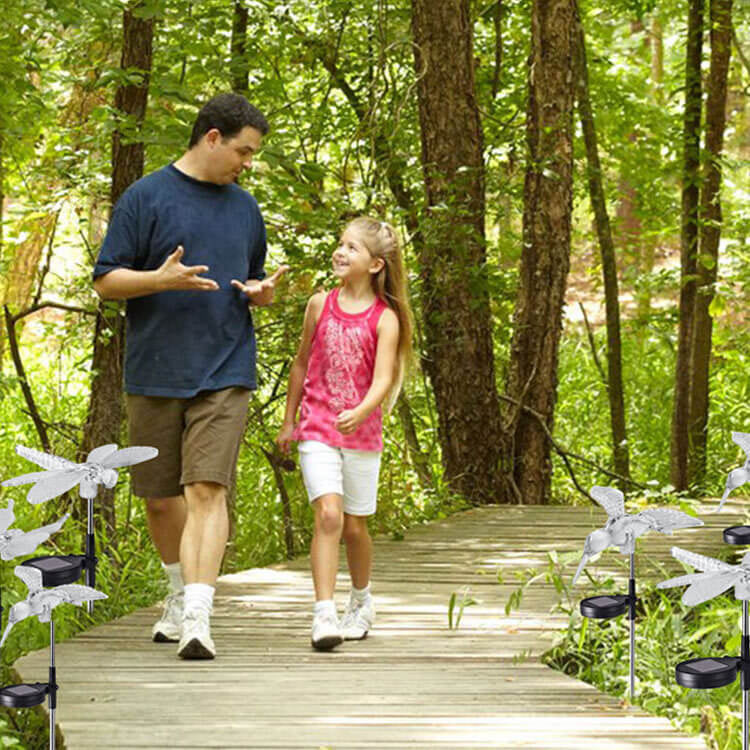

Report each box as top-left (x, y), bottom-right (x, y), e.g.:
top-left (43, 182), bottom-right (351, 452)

top-left (498, 393), bottom-right (649, 499)
top-left (4, 305), bottom-right (51, 451)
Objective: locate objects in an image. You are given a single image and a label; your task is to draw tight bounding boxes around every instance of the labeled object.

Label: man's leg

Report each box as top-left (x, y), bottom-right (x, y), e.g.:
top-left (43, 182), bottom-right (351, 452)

top-left (176, 386), bottom-right (251, 660)
top-left (180, 481), bottom-right (228, 585)
top-left (145, 495), bottom-right (186, 565)
top-left (177, 481), bottom-right (228, 659)
top-left (126, 394), bottom-right (186, 642)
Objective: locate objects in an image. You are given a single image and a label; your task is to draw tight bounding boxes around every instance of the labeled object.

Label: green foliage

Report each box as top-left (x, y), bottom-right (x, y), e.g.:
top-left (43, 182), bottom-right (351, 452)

top-left (447, 585), bottom-right (478, 630)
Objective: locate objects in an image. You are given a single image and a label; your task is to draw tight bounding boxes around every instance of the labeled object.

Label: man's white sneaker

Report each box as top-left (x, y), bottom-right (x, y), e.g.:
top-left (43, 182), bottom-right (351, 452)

top-left (152, 591), bottom-right (183, 643)
top-left (340, 597), bottom-right (374, 640)
top-left (177, 608), bottom-right (215, 659)
top-left (311, 609), bottom-right (343, 651)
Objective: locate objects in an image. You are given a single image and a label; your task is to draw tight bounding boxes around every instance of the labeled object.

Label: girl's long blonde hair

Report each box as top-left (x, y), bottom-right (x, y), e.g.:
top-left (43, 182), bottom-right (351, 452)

top-left (345, 216), bottom-right (414, 412)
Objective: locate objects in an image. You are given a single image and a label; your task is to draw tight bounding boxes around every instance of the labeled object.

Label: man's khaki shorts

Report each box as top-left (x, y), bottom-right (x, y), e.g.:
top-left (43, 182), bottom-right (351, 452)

top-left (126, 387), bottom-right (252, 498)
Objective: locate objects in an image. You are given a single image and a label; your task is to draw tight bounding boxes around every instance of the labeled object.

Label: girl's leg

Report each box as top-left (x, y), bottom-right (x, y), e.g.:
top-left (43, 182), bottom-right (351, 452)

top-left (310, 494), bottom-right (344, 601)
top-left (342, 513), bottom-right (372, 589)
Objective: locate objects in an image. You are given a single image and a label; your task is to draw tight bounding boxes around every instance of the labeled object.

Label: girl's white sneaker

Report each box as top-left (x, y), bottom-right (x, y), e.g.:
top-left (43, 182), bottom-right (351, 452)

top-left (311, 610), bottom-right (343, 651)
top-left (340, 597), bottom-right (374, 640)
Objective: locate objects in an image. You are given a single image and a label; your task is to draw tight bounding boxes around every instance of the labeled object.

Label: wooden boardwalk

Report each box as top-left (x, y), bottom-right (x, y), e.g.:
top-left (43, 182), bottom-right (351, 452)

top-left (15, 502), bottom-right (746, 749)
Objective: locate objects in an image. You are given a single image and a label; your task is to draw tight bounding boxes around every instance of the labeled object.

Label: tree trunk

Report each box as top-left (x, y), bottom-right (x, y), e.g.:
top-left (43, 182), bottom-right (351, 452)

top-left (230, 1), bottom-right (249, 95)
top-left (574, 4), bottom-right (630, 483)
top-left (670, 0), bottom-right (704, 491)
top-left (81, 3), bottom-right (153, 535)
top-left (411, 0), bottom-right (504, 505)
top-left (688, 0), bottom-right (733, 485)
top-left (503, 0), bottom-right (576, 505)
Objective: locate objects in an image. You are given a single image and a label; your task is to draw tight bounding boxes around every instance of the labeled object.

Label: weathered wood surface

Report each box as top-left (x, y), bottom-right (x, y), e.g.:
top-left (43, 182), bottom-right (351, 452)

top-left (14, 501), bottom-right (746, 749)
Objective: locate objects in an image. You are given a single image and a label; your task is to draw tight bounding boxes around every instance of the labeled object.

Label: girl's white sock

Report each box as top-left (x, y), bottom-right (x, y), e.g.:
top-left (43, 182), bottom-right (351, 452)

top-left (183, 583), bottom-right (215, 614)
top-left (162, 561), bottom-right (184, 594)
top-left (351, 584), bottom-right (371, 603)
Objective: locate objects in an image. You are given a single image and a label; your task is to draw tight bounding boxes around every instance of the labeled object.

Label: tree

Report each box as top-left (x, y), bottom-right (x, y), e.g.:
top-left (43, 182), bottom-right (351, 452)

top-left (688, 0), bottom-right (734, 485)
top-left (573, 3), bottom-right (630, 484)
top-left (670, 0), bottom-right (704, 491)
top-left (503, 0), bottom-right (577, 505)
top-left (80, 1), bottom-right (154, 533)
top-left (410, 0), bottom-right (505, 504)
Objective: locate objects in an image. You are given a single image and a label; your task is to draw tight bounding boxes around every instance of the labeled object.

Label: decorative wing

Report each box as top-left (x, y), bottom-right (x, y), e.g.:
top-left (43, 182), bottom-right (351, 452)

top-left (732, 432), bottom-right (750, 462)
top-left (99, 446), bottom-right (158, 469)
top-left (670, 546), bottom-right (733, 574)
top-left (636, 508), bottom-right (703, 534)
top-left (27, 469), bottom-right (84, 504)
top-left (13, 564), bottom-right (43, 595)
top-left (15, 445), bottom-right (74, 472)
top-left (658, 570), bottom-right (717, 590)
top-left (1, 514), bottom-right (69, 561)
top-left (0, 499), bottom-right (14, 534)
top-left (1, 470), bottom-right (55, 488)
top-left (86, 444), bottom-right (119, 464)
top-left (53, 584), bottom-right (107, 606)
top-left (682, 569), bottom-right (742, 607)
top-left (590, 486), bottom-right (625, 520)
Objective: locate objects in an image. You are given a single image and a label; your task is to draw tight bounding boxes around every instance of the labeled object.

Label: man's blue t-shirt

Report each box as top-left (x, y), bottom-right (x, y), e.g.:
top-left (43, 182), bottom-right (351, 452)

top-left (93, 164), bottom-right (267, 398)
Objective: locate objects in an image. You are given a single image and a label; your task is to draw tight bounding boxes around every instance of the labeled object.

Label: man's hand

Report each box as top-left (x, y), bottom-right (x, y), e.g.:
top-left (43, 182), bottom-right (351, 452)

top-left (336, 408), bottom-right (366, 435)
top-left (156, 246), bottom-right (219, 291)
top-left (231, 265), bottom-right (290, 306)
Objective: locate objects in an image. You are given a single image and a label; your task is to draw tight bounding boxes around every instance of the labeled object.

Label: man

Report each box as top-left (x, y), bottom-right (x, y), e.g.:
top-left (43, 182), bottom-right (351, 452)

top-left (93, 93), bottom-right (286, 659)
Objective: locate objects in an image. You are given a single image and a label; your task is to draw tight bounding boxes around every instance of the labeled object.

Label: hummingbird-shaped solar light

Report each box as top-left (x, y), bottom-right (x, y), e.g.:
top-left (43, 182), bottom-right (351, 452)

top-left (573, 485), bottom-right (703, 701)
top-left (0, 565), bottom-right (107, 750)
top-left (0, 565), bottom-right (106, 648)
top-left (1, 443), bottom-right (157, 611)
top-left (0, 499), bottom-right (68, 563)
top-left (659, 546), bottom-right (750, 750)
top-left (573, 486), bottom-right (704, 584)
top-left (718, 431), bottom-right (750, 513)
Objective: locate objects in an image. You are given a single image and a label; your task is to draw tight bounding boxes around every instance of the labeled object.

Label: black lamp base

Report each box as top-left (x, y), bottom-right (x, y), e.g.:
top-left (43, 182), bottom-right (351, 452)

top-left (723, 526), bottom-right (750, 545)
top-left (675, 656), bottom-right (739, 689)
top-left (580, 594), bottom-right (630, 619)
top-left (20, 555), bottom-right (84, 587)
top-left (0, 682), bottom-right (48, 708)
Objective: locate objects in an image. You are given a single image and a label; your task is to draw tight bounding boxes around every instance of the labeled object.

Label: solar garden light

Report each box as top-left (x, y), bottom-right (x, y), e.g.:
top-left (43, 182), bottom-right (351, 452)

top-left (2, 444), bottom-right (157, 613)
top-left (0, 565), bottom-right (106, 750)
top-left (659, 546), bottom-right (750, 750)
top-left (573, 485), bottom-right (703, 700)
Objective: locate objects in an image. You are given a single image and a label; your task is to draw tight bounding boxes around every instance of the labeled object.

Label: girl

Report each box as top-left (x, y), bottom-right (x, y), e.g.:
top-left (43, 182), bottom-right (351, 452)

top-left (276, 217), bottom-right (413, 651)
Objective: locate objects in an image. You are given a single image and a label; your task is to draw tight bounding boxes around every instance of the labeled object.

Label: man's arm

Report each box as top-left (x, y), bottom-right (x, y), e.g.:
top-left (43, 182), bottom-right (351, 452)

top-left (94, 246), bottom-right (219, 300)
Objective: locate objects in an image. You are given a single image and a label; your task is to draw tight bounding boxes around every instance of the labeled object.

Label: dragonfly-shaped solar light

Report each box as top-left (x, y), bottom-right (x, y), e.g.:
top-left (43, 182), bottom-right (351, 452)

top-left (659, 546), bottom-right (750, 750)
top-left (0, 565), bottom-right (106, 750)
top-left (573, 485), bottom-right (703, 700)
top-left (2, 444), bottom-right (157, 611)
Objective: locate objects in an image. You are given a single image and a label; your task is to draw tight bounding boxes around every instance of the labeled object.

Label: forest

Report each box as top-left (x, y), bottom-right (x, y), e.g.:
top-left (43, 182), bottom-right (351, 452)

top-left (0, 0), bottom-right (749, 747)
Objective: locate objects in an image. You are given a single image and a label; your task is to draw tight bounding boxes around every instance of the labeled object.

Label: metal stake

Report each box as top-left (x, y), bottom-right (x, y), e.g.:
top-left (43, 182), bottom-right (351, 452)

top-left (86, 498), bottom-right (94, 615)
top-left (743, 600), bottom-right (748, 750)
top-left (629, 552), bottom-right (636, 701)
top-left (49, 618), bottom-right (55, 750)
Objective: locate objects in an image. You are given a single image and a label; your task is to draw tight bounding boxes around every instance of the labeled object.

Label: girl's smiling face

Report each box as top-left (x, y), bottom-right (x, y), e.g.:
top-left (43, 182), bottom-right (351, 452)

top-left (332, 229), bottom-right (383, 279)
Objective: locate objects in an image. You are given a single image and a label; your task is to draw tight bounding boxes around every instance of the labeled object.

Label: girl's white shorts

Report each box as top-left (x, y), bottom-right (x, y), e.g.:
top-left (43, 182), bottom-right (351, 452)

top-left (298, 440), bottom-right (382, 516)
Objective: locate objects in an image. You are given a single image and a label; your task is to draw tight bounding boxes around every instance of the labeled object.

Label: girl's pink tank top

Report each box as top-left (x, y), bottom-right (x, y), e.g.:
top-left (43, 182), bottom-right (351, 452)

top-left (293, 288), bottom-right (388, 451)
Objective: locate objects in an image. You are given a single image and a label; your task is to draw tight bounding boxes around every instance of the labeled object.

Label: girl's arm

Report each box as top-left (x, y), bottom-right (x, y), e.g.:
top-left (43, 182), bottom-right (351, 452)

top-left (336, 308), bottom-right (400, 435)
top-left (276, 292), bottom-right (325, 453)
